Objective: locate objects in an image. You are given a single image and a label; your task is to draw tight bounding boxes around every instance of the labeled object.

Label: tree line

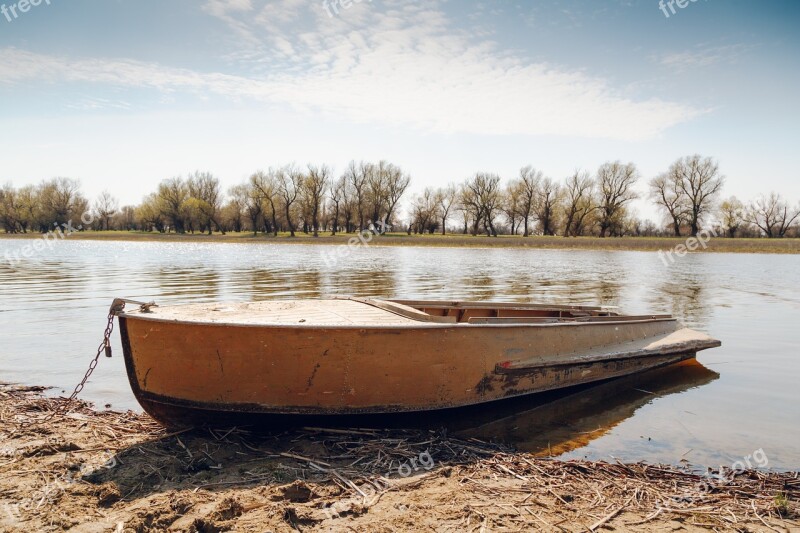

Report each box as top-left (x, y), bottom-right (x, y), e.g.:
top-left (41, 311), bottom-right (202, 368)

top-left (1, 155), bottom-right (798, 238)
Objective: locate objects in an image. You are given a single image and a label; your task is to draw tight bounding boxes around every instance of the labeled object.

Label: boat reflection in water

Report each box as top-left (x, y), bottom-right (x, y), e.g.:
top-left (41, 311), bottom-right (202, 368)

top-left (282, 358), bottom-right (719, 458)
top-left (451, 359), bottom-right (719, 456)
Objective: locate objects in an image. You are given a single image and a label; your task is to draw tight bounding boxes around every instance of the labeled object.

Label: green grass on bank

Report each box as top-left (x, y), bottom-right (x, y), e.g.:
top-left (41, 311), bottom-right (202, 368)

top-left (2, 230), bottom-right (800, 254)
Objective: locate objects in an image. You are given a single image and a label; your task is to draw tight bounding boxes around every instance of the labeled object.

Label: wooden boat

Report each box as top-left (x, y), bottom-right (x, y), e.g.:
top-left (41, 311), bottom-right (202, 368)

top-left (115, 298), bottom-right (721, 428)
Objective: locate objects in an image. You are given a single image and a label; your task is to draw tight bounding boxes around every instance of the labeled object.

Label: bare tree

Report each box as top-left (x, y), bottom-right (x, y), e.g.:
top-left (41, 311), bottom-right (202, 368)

top-left (366, 162), bottom-right (387, 227)
top-left (622, 210), bottom-right (644, 237)
top-left (670, 155), bottom-right (725, 236)
top-left (381, 162), bottom-right (410, 229)
top-left (641, 219), bottom-right (659, 237)
top-left (303, 165), bottom-right (330, 237)
top-left (409, 187), bottom-right (439, 234)
top-left (250, 171), bottom-right (279, 236)
top-left (137, 193), bottom-right (166, 233)
top-left (225, 185), bottom-right (245, 233)
top-left (277, 165), bottom-right (302, 237)
top-left (562, 171), bottom-right (595, 237)
top-left (340, 175), bottom-right (355, 233)
top-left (94, 191), bottom-right (119, 231)
top-left (517, 166), bottom-right (541, 236)
top-left (534, 177), bottom-right (561, 236)
top-left (718, 196), bottom-right (745, 238)
top-left (156, 177), bottom-right (189, 233)
top-left (118, 205), bottom-right (136, 231)
top-left (502, 181), bottom-right (523, 235)
top-left (231, 183), bottom-right (261, 235)
top-left (348, 161), bottom-right (369, 231)
top-left (456, 183), bottom-right (475, 235)
top-left (649, 171), bottom-right (688, 236)
top-left (747, 193), bottom-right (800, 238)
top-left (435, 184), bottom-right (457, 235)
top-left (329, 176), bottom-right (346, 235)
top-left (0, 184), bottom-right (21, 233)
top-left (596, 161), bottom-right (639, 238)
top-left (15, 185), bottom-right (38, 232)
top-left (187, 171), bottom-right (225, 235)
top-left (38, 177), bottom-right (85, 230)
top-left (458, 182), bottom-right (479, 235)
top-left (464, 173), bottom-right (501, 236)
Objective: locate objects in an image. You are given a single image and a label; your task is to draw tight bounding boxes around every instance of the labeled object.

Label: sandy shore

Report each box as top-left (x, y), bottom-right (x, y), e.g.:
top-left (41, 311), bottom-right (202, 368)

top-left (2, 231), bottom-right (800, 254)
top-left (0, 384), bottom-right (797, 532)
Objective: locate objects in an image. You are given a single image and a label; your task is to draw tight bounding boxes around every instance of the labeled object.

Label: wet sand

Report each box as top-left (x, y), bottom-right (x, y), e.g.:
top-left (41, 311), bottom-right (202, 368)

top-left (1, 384), bottom-right (797, 532)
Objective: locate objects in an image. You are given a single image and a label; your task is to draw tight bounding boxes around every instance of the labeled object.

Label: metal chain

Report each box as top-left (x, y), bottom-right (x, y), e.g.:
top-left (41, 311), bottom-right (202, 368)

top-left (19, 298), bottom-right (156, 427)
top-left (65, 307), bottom-right (118, 402)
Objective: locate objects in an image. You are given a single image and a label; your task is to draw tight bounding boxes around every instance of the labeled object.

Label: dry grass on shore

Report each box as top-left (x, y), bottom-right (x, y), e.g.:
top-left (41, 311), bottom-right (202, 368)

top-left (2, 230), bottom-right (800, 254)
top-left (1, 384), bottom-right (798, 532)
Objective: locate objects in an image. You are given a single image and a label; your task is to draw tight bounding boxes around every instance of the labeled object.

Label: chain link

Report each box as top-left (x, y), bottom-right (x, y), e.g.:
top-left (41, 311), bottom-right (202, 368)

top-left (64, 308), bottom-right (117, 402)
top-left (17, 299), bottom-right (156, 428)
top-left (26, 304), bottom-right (121, 426)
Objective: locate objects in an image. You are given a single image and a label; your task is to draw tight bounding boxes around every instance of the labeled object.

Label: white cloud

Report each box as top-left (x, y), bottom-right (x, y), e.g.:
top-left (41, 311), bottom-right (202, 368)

top-left (657, 43), bottom-right (752, 71)
top-left (0, 0), bottom-right (702, 141)
top-left (202, 0), bottom-right (258, 46)
top-left (65, 97), bottom-right (133, 112)
top-left (202, 0), bottom-right (254, 18)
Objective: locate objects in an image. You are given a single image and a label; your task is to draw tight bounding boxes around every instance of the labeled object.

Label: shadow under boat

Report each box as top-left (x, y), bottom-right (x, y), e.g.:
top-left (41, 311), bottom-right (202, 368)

top-left (85, 360), bottom-right (720, 503)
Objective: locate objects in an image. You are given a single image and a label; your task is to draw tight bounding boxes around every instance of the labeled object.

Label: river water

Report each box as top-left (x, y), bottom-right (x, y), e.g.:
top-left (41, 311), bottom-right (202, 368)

top-left (1, 239), bottom-right (798, 470)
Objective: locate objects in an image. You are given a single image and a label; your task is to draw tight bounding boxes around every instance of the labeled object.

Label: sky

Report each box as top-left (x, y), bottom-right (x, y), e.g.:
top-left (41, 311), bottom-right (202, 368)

top-left (1, 0), bottom-right (798, 223)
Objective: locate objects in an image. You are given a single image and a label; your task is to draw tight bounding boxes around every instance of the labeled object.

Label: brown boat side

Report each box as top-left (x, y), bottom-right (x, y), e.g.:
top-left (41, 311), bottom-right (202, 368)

top-left (119, 315), bottom-right (680, 417)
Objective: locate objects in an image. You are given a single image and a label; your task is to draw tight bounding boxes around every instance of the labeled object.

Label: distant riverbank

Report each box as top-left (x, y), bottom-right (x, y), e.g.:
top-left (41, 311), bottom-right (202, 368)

top-left (2, 230), bottom-right (800, 254)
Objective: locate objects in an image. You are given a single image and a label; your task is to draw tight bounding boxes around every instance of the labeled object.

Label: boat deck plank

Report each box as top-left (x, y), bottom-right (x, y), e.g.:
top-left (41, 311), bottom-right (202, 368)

top-left (124, 299), bottom-right (422, 326)
top-left (497, 328), bottom-right (722, 371)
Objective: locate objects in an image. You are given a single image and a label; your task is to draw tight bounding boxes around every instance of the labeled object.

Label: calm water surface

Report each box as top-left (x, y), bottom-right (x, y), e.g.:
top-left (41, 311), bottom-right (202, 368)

top-left (1, 239), bottom-right (798, 470)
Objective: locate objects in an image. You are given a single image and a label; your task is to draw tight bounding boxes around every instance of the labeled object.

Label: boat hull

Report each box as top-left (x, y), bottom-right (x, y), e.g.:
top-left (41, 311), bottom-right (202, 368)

top-left (118, 310), bottom-right (718, 428)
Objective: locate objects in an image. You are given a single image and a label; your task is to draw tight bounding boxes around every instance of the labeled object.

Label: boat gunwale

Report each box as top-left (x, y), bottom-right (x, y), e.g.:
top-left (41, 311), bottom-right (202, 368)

top-left (116, 312), bottom-right (678, 329)
top-left (390, 299), bottom-right (618, 312)
top-left (117, 297), bottom-right (673, 328)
